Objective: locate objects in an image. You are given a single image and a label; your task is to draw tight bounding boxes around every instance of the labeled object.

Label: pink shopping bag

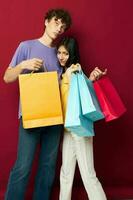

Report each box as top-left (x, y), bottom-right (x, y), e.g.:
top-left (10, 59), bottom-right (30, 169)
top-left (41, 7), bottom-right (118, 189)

top-left (93, 76), bottom-right (126, 122)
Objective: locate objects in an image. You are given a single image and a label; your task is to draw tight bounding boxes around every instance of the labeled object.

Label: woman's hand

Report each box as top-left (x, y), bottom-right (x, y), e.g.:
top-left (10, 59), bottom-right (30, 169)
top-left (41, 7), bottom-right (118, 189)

top-left (65, 63), bottom-right (81, 81)
top-left (89, 67), bottom-right (107, 81)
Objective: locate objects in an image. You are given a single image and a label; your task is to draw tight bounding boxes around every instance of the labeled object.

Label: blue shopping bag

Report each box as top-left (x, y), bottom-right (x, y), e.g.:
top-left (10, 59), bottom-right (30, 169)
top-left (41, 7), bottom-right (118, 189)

top-left (77, 71), bottom-right (104, 122)
top-left (64, 73), bottom-right (94, 137)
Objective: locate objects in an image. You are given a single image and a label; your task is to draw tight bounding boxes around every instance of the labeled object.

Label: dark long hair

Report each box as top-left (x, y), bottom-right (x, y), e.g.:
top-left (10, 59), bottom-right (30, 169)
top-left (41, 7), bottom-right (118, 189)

top-left (57, 37), bottom-right (80, 72)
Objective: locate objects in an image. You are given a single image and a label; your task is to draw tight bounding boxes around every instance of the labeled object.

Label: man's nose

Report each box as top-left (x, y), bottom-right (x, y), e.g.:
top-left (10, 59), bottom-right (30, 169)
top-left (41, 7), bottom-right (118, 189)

top-left (57, 25), bottom-right (62, 33)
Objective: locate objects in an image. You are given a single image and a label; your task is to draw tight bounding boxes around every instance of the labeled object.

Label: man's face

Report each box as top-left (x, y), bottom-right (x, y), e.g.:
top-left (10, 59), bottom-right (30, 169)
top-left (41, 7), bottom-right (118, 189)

top-left (45, 17), bottom-right (67, 40)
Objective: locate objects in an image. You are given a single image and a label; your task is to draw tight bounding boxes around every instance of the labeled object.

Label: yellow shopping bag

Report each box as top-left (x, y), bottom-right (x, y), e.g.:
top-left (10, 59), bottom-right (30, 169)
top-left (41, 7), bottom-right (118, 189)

top-left (19, 72), bottom-right (63, 128)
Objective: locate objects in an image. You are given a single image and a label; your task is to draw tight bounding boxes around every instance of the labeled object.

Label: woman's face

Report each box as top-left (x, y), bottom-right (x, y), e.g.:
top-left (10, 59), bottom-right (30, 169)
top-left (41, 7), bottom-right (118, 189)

top-left (57, 45), bottom-right (69, 67)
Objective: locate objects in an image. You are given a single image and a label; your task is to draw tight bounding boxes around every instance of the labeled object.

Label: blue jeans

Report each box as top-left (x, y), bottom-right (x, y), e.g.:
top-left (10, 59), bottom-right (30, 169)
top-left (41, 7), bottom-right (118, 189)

top-left (5, 119), bottom-right (62, 200)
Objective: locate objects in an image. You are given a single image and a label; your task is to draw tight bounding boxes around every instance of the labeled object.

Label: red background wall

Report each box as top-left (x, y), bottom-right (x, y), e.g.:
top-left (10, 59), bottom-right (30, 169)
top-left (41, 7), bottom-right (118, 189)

top-left (0, 0), bottom-right (133, 199)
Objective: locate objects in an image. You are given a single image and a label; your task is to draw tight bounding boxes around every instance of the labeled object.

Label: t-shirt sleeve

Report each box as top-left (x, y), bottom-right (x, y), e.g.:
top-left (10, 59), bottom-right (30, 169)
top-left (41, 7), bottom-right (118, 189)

top-left (9, 42), bottom-right (27, 67)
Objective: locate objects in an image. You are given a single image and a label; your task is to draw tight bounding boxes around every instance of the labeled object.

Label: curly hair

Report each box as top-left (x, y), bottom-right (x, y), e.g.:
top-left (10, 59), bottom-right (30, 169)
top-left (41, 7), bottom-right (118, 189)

top-left (45, 9), bottom-right (72, 30)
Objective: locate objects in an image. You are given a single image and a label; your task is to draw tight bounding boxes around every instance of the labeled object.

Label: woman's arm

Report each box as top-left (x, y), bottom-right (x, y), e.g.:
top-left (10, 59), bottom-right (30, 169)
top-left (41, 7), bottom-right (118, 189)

top-left (89, 67), bottom-right (107, 81)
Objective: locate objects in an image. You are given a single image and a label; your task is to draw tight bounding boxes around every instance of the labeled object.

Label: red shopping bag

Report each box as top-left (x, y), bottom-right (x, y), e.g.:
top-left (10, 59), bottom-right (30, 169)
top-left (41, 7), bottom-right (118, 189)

top-left (93, 76), bottom-right (126, 122)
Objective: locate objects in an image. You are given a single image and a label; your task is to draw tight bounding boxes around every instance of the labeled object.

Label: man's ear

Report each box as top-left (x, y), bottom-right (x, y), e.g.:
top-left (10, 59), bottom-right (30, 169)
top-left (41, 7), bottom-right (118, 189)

top-left (45, 19), bottom-right (48, 26)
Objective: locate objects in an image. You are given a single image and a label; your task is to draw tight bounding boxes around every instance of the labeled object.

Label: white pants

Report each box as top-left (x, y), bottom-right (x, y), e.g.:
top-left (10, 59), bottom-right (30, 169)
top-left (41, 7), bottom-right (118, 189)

top-left (59, 131), bottom-right (107, 200)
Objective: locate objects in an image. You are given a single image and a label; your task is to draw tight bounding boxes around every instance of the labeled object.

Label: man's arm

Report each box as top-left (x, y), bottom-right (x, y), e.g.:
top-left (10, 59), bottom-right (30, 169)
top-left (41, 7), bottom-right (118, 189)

top-left (3, 58), bottom-right (43, 83)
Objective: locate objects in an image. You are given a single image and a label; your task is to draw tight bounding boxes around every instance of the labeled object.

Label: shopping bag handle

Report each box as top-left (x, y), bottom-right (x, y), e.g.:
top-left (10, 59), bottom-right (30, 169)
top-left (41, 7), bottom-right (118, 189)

top-left (72, 63), bottom-right (82, 74)
top-left (31, 62), bottom-right (47, 74)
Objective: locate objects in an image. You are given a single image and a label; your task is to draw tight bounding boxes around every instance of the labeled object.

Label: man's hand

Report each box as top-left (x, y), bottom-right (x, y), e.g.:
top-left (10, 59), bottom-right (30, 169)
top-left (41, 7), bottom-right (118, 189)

top-left (20, 58), bottom-right (43, 71)
top-left (89, 67), bottom-right (107, 81)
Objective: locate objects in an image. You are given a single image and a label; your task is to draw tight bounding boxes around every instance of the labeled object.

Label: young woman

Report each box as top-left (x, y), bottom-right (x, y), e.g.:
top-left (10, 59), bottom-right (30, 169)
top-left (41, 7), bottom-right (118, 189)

top-left (57, 37), bottom-right (107, 200)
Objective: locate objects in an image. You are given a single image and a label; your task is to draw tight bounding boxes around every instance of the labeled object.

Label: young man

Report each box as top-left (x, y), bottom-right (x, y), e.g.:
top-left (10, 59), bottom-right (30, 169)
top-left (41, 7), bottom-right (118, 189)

top-left (3, 9), bottom-right (72, 200)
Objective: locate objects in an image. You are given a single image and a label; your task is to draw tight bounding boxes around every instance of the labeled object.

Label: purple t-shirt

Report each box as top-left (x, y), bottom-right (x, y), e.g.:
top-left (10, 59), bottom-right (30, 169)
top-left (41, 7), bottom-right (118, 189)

top-left (10, 39), bottom-right (62, 75)
top-left (10, 39), bottom-right (62, 118)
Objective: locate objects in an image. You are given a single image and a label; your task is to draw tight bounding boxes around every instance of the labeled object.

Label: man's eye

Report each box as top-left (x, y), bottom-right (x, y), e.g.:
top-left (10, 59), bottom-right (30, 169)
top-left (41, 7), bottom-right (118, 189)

top-left (61, 26), bottom-right (66, 30)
